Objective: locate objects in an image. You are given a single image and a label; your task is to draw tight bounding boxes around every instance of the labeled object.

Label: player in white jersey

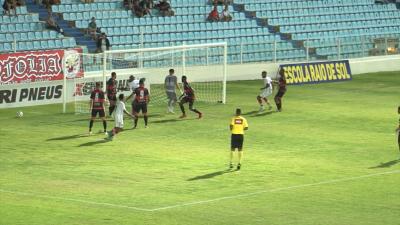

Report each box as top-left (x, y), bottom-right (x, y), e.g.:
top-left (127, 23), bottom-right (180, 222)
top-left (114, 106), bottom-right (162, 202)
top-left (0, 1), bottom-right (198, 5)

top-left (128, 75), bottom-right (140, 91)
top-left (106, 93), bottom-right (134, 140)
top-left (257, 71), bottom-right (273, 112)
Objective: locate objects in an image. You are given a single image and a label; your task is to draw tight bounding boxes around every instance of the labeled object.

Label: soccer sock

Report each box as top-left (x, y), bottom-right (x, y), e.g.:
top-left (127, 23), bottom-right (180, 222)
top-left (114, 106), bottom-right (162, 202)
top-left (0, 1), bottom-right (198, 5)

top-left (89, 120), bottom-right (94, 131)
top-left (134, 117), bottom-right (138, 127)
top-left (192, 109), bottom-right (201, 114)
top-left (238, 151), bottom-right (243, 164)
top-left (179, 103), bottom-right (185, 114)
top-left (109, 105), bottom-right (115, 116)
top-left (102, 120), bottom-right (107, 132)
top-left (144, 115), bottom-right (148, 126)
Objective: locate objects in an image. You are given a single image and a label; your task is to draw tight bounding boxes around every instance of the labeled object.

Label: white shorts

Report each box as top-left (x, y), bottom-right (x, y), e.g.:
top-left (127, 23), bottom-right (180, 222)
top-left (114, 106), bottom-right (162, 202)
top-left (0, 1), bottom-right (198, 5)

top-left (259, 88), bottom-right (272, 98)
top-left (114, 116), bottom-right (124, 128)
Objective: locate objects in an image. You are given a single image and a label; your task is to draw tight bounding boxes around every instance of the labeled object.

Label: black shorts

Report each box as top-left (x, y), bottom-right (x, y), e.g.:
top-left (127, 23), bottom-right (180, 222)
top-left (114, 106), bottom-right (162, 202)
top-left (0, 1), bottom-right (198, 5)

top-left (231, 134), bottom-right (244, 150)
top-left (180, 97), bottom-right (194, 106)
top-left (91, 109), bottom-right (105, 118)
top-left (134, 103), bottom-right (148, 114)
top-left (275, 90), bottom-right (286, 98)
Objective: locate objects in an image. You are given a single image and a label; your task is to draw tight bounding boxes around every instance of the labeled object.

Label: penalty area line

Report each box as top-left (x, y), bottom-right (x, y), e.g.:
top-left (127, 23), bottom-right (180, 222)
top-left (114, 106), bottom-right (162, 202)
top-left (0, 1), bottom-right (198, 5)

top-left (0, 170), bottom-right (399, 212)
top-left (148, 170), bottom-right (400, 211)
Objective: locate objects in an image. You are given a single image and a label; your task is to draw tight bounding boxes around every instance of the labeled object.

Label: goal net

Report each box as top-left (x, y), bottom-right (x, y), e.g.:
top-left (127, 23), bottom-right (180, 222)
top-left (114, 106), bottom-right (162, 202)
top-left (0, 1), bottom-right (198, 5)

top-left (65, 42), bottom-right (227, 114)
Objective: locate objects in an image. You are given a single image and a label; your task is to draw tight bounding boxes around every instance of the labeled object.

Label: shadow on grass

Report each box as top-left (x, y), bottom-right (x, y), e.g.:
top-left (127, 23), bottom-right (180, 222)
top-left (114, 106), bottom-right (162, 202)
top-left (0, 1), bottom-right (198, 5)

top-left (242, 110), bottom-right (259, 116)
top-left (78, 139), bottom-right (110, 147)
top-left (47, 134), bottom-right (87, 141)
top-left (187, 169), bottom-right (235, 181)
top-left (369, 159), bottom-right (400, 169)
top-left (152, 118), bottom-right (197, 124)
top-left (250, 111), bottom-right (274, 117)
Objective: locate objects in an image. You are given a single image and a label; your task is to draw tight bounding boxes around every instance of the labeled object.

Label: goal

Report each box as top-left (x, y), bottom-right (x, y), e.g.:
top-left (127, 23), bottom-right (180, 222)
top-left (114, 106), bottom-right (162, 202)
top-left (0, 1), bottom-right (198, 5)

top-left (64, 42), bottom-right (228, 114)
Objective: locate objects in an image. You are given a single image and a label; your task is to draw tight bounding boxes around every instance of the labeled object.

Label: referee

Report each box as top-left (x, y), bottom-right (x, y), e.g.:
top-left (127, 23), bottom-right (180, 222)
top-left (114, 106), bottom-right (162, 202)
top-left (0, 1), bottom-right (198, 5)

top-left (229, 108), bottom-right (249, 170)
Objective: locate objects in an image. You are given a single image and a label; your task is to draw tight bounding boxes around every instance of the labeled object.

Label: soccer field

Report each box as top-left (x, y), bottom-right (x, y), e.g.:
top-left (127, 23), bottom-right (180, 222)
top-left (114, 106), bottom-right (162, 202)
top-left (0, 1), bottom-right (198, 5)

top-left (0, 72), bottom-right (399, 225)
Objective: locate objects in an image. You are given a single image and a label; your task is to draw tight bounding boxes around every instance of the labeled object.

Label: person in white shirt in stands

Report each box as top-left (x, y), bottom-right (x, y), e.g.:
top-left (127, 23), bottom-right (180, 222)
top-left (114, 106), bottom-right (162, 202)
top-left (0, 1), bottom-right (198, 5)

top-left (220, 4), bottom-right (232, 22)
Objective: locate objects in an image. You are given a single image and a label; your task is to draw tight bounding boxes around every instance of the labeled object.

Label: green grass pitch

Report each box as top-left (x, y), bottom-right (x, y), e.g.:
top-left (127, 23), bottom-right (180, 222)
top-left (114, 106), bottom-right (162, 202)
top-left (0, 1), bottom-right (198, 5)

top-left (0, 72), bottom-right (399, 225)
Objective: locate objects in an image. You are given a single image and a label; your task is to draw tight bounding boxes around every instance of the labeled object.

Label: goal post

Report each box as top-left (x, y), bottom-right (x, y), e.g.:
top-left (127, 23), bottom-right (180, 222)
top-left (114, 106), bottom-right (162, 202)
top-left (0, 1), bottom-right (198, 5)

top-left (64, 42), bottom-right (228, 114)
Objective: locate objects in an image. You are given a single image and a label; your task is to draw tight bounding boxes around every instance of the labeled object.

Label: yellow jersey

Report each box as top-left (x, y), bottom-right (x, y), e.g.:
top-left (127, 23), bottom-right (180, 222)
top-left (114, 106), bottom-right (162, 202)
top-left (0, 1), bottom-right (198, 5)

top-left (230, 116), bottom-right (248, 134)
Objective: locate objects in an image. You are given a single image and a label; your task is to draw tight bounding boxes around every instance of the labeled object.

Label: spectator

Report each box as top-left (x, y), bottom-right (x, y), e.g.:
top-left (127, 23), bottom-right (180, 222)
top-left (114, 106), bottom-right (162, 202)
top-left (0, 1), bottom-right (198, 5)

top-left (207, 5), bottom-right (219, 22)
top-left (132, 0), bottom-right (145, 17)
top-left (17, 0), bottom-right (25, 6)
top-left (155, 0), bottom-right (174, 16)
top-left (96, 32), bottom-right (111, 53)
top-left (209, 0), bottom-right (231, 5)
top-left (46, 13), bottom-right (64, 35)
top-left (2, 0), bottom-right (11, 16)
top-left (139, 0), bottom-right (152, 16)
top-left (42, 0), bottom-right (51, 13)
top-left (220, 4), bottom-right (232, 22)
top-left (123, 0), bottom-right (132, 10)
top-left (87, 17), bottom-right (97, 39)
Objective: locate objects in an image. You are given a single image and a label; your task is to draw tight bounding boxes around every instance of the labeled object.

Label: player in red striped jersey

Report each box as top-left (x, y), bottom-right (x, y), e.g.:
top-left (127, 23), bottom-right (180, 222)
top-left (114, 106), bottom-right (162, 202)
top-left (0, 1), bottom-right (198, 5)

top-left (106, 72), bottom-right (117, 116)
top-left (89, 82), bottom-right (107, 135)
top-left (179, 76), bottom-right (202, 119)
top-left (273, 68), bottom-right (287, 112)
top-left (131, 78), bottom-right (150, 128)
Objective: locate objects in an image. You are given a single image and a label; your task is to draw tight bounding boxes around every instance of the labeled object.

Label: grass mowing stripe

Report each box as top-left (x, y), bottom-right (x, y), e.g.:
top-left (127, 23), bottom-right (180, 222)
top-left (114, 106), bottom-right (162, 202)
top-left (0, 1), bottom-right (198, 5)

top-left (1, 170), bottom-right (398, 212)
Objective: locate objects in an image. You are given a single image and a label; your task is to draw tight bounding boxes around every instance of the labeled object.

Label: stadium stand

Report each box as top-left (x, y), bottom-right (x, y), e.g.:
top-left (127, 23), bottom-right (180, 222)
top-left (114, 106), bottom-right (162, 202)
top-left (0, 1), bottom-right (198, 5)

top-left (0, 0), bottom-right (76, 53)
top-left (1, 0), bottom-right (399, 66)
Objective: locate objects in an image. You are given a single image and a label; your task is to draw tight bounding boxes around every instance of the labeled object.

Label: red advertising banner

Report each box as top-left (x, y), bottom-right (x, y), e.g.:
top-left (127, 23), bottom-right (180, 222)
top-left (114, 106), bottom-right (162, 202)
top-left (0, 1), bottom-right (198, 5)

top-left (0, 48), bottom-right (83, 85)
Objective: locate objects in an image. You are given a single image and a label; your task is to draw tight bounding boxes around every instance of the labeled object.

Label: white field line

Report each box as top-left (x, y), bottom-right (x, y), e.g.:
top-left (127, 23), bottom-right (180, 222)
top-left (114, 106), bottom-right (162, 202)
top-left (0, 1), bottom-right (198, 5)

top-left (1, 170), bottom-right (399, 212)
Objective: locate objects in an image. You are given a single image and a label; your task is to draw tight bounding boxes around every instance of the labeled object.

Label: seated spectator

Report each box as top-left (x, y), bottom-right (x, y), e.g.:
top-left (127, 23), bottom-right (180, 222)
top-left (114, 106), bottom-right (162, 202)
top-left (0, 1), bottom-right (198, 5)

top-left (155, 0), bottom-right (174, 16)
top-left (207, 5), bottom-right (219, 22)
top-left (87, 17), bottom-right (97, 39)
top-left (17, 0), bottom-right (25, 6)
top-left (46, 13), bottom-right (64, 35)
top-left (123, 0), bottom-right (132, 10)
top-left (2, 0), bottom-right (11, 15)
top-left (220, 4), bottom-right (232, 22)
top-left (81, 0), bottom-right (94, 3)
top-left (209, 0), bottom-right (231, 5)
top-left (132, 0), bottom-right (145, 17)
top-left (139, 0), bottom-right (152, 16)
top-left (96, 32), bottom-right (111, 53)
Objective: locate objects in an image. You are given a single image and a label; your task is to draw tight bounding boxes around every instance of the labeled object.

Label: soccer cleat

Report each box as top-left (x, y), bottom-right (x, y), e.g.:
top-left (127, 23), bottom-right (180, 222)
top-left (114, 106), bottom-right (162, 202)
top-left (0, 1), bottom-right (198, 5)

top-left (236, 164), bottom-right (241, 170)
top-left (179, 114), bottom-right (187, 118)
top-left (104, 131), bottom-right (108, 136)
top-left (145, 125), bottom-right (148, 128)
top-left (89, 131), bottom-right (93, 136)
top-left (198, 113), bottom-right (202, 119)
top-left (229, 163), bottom-right (234, 169)
top-left (106, 131), bottom-right (113, 140)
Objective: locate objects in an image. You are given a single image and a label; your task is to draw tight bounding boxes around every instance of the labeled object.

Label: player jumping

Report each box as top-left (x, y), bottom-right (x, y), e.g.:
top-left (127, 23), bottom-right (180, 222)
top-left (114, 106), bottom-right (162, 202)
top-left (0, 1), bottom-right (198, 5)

top-left (273, 68), bottom-right (287, 112)
top-left (106, 94), bottom-right (135, 140)
top-left (89, 82), bottom-right (107, 135)
top-left (257, 71), bottom-right (273, 112)
top-left (106, 72), bottom-right (117, 116)
top-left (179, 75), bottom-right (202, 119)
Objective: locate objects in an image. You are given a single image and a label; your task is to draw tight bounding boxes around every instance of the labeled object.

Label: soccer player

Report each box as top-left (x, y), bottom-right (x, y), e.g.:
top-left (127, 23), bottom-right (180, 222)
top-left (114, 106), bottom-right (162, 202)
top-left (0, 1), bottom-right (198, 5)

top-left (397, 106), bottom-right (400, 151)
top-left (131, 78), bottom-right (150, 128)
top-left (179, 75), bottom-right (202, 119)
top-left (89, 82), bottom-right (107, 135)
top-left (257, 71), bottom-right (273, 112)
top-left (107, 94), bottom-right (135, 140)
top-left (127, 75), bottom-right (140, 91)
top-left (273, 68), bottom-right (287, 112)
top-left (229, 108), bottom-right (248, 170)
top-left (106, 72), bottom-right (117, 116)
top-left (164, 69), bottom-right (181, 113)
